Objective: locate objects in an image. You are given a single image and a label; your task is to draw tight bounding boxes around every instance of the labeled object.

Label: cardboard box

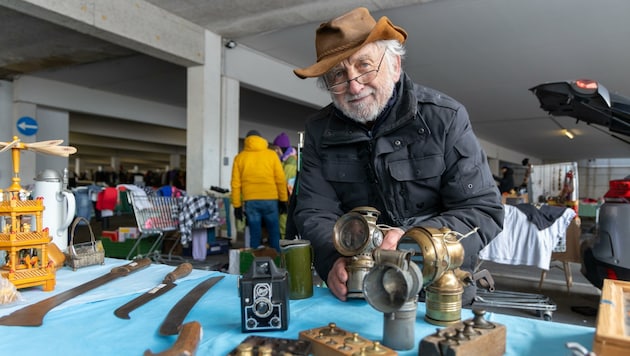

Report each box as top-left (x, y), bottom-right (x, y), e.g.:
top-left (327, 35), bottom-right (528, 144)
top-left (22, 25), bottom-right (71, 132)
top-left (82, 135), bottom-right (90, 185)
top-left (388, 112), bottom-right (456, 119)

top-left (551, 216), bottom-right (582, 262)
top-left (101, 230), bottom-right (118, 242)
top-left (118, 227), bottom-right (139, 241)
top-left (207, 239), bottom-right (229, 255)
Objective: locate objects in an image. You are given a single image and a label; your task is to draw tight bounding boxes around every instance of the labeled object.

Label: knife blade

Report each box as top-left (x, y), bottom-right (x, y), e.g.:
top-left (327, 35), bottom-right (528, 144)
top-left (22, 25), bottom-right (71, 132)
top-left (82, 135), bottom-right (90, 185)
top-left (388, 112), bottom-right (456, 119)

top-left (159, 275), bottom-right (224, 335)
top-left (114, 262), bottom-right (193, 319)
top-left (0, 257), bottom-right (152, 327)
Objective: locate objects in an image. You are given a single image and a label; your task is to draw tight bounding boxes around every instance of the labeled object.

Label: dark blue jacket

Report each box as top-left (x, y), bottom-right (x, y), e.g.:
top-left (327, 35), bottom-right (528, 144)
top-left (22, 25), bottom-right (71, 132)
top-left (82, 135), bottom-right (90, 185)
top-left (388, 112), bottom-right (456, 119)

top-left (294, 73), bottom-right (503, 281)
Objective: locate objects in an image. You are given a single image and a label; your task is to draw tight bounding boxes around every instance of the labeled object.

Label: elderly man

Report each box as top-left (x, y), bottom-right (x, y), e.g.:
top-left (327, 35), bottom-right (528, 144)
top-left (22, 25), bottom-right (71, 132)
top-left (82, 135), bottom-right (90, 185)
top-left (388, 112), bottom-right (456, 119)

top-left (292, 7), bottom-right (503, 305)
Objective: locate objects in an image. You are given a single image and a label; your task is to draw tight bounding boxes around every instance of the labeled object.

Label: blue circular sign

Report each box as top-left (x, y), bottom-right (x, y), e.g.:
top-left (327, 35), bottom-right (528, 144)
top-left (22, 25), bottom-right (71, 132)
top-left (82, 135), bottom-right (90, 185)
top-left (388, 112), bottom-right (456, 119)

top-left (17, 116), bottom-right (38, 136)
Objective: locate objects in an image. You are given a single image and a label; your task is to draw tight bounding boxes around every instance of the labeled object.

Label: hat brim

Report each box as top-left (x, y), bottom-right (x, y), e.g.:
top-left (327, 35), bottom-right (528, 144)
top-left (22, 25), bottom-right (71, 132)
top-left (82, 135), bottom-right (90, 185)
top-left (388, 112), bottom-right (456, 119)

top-left (293, 16), bottom-right (407, 79)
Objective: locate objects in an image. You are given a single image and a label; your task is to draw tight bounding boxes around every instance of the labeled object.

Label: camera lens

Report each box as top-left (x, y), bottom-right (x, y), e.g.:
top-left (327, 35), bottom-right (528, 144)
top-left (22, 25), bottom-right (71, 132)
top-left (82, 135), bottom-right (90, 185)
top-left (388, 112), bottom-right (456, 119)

top-left (254, 299), bottom-right (273, 318)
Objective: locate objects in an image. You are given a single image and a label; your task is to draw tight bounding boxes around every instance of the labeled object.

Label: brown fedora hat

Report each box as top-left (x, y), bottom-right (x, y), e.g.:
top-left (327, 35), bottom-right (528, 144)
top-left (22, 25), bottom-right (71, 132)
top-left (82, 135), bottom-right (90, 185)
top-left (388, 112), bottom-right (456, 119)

top-left (294, 7), bottom-right (407, 79)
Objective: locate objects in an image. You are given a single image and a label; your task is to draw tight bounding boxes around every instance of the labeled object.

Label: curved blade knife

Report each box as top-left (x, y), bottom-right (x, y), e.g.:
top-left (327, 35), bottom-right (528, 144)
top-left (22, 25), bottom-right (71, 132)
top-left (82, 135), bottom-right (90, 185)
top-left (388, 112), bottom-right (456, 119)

top-left (0, 258), bottom-right (152, 327)
top-left (144, 321), bottom-right (202, 356)
top-left (115, 262), bottom-right (193, 319)
top-left (159, 275), bottom-right (224, 335)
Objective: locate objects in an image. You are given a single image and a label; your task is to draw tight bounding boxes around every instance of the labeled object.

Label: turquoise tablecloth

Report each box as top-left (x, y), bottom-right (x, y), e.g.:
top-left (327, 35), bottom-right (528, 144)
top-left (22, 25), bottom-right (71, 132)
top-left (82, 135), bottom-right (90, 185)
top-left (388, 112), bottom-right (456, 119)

top-left (0, 259), bottom-right (595, 355)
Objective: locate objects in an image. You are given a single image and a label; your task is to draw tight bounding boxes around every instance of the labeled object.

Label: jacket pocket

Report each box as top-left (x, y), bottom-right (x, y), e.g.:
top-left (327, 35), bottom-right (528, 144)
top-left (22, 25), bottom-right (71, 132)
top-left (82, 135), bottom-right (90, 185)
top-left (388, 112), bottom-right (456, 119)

top-left (388, 155), bottom-right (445, 182)
top-left (322, 160), bottom-right (368, 183)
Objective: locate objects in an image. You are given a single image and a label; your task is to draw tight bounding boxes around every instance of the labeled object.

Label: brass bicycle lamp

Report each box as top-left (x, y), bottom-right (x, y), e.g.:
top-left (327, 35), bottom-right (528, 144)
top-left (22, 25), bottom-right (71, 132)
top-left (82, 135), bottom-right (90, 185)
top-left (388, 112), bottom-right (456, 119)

top-left (332, 206), bottom-right (383, 298)
top-left (398, 226), bottom-right (474, 326)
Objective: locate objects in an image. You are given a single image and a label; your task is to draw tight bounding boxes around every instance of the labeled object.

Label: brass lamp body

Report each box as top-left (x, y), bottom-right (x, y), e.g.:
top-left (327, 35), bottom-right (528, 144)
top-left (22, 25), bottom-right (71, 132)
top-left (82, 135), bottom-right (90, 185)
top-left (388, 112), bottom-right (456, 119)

top-left (333, 206), bottom-right (384, 298)
top-left (363, 249), bottom-right (423, 350)
top-left (400, 226), bottom-right (472, 326)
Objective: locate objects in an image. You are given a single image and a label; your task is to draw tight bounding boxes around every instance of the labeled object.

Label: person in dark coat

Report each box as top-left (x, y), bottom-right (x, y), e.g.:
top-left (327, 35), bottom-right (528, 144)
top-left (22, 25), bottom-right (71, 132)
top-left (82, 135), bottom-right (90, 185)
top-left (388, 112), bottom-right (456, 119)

top-left (291, 7), bottom-right (503, 305)
top-left (494, 166), bottom-right (515, 194)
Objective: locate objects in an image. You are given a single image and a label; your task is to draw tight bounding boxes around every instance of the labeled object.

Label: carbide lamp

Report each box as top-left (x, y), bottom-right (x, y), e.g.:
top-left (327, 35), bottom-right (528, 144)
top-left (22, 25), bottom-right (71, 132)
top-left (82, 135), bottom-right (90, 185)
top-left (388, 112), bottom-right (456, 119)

top-left (332, 206), bottom-right (384, 298)
top-left (398, 226), bottom-right (475, 326)
top-left (363, 248), bottom-right (422, 350)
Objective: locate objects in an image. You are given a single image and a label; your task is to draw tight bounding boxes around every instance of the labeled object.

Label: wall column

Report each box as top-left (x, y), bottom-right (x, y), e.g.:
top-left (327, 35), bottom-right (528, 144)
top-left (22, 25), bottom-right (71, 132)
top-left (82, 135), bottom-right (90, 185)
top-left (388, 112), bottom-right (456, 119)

top-left (220, 76), bottom-right (240, 189)
top-left (0, 81), bottom-right (13, 189)
top-left (186, 29), bottom-right (222, 195)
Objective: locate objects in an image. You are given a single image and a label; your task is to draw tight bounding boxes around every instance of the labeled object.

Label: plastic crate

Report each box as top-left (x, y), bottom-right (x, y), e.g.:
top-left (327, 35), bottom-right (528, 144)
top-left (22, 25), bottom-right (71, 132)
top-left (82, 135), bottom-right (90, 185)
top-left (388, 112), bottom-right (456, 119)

top-left (99, 235), bottom-right (158, 259)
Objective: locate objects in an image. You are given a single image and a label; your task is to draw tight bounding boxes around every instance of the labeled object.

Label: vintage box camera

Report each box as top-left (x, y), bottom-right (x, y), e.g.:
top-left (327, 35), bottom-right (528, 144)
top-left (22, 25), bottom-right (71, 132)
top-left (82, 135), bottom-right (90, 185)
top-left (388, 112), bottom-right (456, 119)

top-left (239, 256), bottom-right (289, 332)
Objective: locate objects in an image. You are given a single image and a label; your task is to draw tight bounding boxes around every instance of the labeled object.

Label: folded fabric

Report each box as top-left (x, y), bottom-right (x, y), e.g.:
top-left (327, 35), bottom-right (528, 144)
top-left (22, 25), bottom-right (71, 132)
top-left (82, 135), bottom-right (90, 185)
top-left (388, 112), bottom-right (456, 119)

top-left (515, 203), bottom-right (567, 230)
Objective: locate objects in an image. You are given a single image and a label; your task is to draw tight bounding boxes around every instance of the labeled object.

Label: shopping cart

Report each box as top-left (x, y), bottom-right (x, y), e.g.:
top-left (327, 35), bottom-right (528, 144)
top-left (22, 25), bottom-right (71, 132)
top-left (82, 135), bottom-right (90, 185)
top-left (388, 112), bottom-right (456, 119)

top-left (127, 191), bottom-right (181, 261)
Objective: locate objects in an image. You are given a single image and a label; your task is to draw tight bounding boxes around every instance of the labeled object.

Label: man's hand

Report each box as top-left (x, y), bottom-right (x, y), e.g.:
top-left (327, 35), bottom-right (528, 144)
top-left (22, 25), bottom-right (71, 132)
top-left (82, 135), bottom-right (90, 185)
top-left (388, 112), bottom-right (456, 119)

top-left (327, 257), bottom-right (349, 301)
top-left (278, 201), bottom-right (288, 215)
top-left (234, 207), bottom-right (243, 221)
top-left (380, 227), bottom-right (405, 250)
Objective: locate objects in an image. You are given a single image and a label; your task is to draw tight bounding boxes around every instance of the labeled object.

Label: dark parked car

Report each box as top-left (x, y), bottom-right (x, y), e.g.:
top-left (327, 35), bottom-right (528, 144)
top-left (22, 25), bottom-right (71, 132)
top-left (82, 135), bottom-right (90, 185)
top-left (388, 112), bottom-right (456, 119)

top-left (531, 79), bottom-right (630, 288)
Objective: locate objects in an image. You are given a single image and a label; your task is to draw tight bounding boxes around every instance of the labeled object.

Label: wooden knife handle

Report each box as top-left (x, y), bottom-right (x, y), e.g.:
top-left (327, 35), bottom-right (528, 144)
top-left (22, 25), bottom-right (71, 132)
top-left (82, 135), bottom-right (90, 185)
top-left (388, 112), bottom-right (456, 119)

top-left (144, 321), bottom-right (202, 356)
top-left (111, 257), bottom-right (152, 275)
top-left (164, 263), bottom-right (193, 283)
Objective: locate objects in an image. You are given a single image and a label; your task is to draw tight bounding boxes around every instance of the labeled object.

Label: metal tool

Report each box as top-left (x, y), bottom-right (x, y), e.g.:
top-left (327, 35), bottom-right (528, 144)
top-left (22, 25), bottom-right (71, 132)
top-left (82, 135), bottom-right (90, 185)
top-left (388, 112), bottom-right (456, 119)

top-left (474, 289), bottom-right (557, 320)
top-left (472, 268), bottom-right (557, 321)
top-left (145, 321), bottom-right (202, 356)
top-left (159, 275), bottom-right (224, 335)
top-left (115, 262), bottom-right (193, 319)
top-left (0, 258), bottom-right (151, 327)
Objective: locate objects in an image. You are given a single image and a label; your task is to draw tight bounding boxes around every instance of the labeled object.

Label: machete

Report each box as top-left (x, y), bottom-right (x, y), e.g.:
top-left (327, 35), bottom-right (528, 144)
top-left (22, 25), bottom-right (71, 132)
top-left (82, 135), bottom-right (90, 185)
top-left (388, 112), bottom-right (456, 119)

top-left (144, 321), bottom-right (202, 356)
top-left (159, 275), bottom-right (224, 335)
top-left (115, 262), bottom-right (193, 319)
top-left (0, 257), bottom-right (152, 327)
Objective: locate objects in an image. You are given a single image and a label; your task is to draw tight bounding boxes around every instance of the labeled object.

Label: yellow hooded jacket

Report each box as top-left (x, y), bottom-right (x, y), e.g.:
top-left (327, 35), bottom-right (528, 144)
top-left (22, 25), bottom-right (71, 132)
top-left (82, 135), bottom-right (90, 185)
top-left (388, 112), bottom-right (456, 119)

top-left (231, 134), bottom-right (288, 209)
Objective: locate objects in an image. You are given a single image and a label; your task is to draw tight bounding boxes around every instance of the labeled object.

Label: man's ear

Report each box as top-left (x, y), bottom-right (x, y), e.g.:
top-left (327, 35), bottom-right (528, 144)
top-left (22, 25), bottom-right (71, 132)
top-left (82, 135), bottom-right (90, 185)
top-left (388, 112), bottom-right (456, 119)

top-left (393, 54), bottom-right (402, 82)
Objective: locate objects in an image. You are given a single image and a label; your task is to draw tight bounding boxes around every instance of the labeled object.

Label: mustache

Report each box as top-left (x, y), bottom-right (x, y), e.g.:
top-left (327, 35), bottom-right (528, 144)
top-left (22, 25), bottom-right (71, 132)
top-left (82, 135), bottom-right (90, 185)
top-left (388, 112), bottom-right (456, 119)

top-left (344, 89), bottom-right (374, 102)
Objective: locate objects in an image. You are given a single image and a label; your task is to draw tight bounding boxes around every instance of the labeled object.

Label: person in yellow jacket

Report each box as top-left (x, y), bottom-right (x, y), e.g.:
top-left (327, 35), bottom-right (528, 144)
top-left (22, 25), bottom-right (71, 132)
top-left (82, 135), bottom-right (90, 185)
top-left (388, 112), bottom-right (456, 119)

top-left (231, 130), bottom-right (288, 252)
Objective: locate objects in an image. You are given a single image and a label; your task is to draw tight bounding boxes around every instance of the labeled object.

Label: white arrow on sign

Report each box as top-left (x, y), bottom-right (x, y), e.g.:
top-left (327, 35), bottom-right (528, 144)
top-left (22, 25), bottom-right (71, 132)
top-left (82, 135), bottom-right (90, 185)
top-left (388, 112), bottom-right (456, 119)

top-left (18, 122), bottom-right (38, 130)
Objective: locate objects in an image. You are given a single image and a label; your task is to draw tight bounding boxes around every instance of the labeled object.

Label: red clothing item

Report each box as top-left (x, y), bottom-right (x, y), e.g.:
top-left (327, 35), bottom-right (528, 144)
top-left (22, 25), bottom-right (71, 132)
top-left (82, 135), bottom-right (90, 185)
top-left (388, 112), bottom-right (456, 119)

top-left (96, 187), bottom-right (118, 211)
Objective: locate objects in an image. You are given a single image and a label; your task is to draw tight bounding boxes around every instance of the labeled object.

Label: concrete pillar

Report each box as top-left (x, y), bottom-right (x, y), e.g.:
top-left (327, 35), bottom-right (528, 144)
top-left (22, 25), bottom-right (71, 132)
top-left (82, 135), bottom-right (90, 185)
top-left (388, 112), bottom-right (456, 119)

top-left (186, 30), bottom-right (222, 195)
top-left (74, 157), bottom-right (81, 177)
top-left (169, 154), bottom-right (181, 170)
top-left (34, 107), bottom-right (71, 182)
top-left (110, 156), bottom-right (119, 170)
top-left (0, 81), bottom-right (12, 189)
top-left (488, 157), bottom-right (500, 177)
top-left (12, 102), bottom-right (37, 188)
top-left (220, 76), bottom-right (240, 189)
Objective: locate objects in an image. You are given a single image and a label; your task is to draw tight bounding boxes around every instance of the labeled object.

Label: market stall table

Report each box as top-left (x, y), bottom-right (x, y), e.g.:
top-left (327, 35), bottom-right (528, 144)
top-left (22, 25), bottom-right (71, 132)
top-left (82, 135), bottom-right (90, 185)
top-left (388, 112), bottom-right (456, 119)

top-left (0, 259), bottom-right (595, 355)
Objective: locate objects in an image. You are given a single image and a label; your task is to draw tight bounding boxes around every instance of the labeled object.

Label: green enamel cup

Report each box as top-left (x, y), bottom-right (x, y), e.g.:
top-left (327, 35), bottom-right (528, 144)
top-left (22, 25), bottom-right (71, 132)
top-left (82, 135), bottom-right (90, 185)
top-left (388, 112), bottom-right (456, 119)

top-left (280, 239), bottom-right (313, 299)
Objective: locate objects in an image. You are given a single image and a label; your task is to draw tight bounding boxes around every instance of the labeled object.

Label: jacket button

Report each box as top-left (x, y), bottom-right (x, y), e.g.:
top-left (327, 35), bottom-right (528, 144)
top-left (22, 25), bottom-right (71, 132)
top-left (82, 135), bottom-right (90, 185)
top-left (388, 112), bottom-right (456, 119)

top-left (394, 140), bottom-right (402, 146)
top-left (418, 128), bottom-right (425, 134)
top-left (468, 183), bottom-right (473, 189)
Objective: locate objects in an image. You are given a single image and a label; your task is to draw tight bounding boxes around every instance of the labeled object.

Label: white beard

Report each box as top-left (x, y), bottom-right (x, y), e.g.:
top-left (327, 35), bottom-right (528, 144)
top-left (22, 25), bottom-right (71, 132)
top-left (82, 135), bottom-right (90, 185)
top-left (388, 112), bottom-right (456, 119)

top-left (333, 78), bottom-right (396, 125)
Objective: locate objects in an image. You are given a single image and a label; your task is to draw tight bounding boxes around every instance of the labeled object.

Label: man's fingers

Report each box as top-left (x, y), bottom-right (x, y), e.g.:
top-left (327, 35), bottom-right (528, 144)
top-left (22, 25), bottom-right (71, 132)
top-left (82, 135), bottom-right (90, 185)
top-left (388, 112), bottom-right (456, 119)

top-left (381, 228), bottom-right (405, 249)
top-left (328, 258), bottom-right (349, 301)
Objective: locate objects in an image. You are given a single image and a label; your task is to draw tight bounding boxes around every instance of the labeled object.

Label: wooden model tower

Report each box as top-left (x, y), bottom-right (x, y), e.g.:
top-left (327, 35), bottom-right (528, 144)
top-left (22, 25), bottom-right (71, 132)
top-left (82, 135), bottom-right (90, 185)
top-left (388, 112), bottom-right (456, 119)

top-left (0, 136), bottom-right (76, 291)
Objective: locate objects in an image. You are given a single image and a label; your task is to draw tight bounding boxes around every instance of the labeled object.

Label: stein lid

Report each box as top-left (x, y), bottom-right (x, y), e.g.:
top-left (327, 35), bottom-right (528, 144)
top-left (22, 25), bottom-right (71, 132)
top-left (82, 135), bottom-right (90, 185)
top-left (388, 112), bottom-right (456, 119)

top-left (280, 239), bottom-right (310, 249)
top-left (35, 169), bottom-right (62, 182)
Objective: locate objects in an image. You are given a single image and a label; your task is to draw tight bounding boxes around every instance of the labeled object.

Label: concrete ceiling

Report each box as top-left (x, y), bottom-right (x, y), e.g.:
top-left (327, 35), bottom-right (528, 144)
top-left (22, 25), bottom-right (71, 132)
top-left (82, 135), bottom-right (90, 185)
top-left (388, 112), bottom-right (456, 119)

top-left (0, 0), bottom-right (628, 174)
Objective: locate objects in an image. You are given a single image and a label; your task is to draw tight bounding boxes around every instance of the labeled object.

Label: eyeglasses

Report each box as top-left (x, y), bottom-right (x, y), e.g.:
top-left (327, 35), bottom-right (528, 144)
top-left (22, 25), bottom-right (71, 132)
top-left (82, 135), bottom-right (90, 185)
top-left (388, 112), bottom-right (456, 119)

top-left (326, 50), bottom-right (387, 94)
